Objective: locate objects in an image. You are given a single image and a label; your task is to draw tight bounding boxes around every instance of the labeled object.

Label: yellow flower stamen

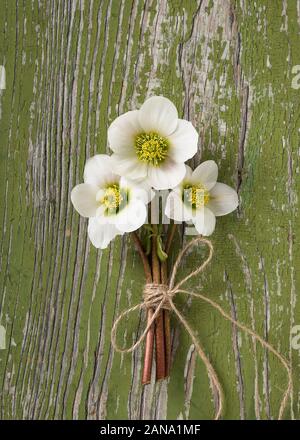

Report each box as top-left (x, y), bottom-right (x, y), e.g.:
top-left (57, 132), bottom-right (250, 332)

top-left (101, 184), bottom-right (126, 214)
top-left (183, 183), bottom-right (210, 209)
top-left (135, 132), bottom-right (169, 166)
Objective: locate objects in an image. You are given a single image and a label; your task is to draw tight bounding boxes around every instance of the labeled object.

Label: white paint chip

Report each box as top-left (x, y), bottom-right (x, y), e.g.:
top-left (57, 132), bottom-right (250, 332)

top-left (0, 66), bottom-right (6, 90)
top-left (0, 325), bottom-right (6, 349)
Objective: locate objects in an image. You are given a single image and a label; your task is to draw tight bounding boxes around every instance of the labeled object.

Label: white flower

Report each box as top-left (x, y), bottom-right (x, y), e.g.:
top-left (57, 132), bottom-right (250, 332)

top-left (165, 161), bottom-right (238, 236)
top-left (71, 154), bottom-right (152, 249)
top-left (107, 96), bottom-right (198, 190)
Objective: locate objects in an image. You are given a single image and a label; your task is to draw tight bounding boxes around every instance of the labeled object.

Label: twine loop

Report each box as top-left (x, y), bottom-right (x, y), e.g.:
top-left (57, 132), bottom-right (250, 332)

top-left (111, 236), bottom-right (292, 420)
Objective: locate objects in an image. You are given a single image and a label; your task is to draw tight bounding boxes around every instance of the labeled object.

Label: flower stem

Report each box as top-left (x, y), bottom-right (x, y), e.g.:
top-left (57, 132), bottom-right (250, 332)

top-left (131, 232), bottom-right (155, 385)
top-left (131, 231), bottom-right (152, 283)
top-left (161, 262), bottom-right (171, 378)
top-left (161, 223), bottom-right (177, 377)
top-left (142, 308), bottom-right (155, 384)
top-left (165, 222), bottom-right (177, 254)
top-left (152, 225), bottom-right (166, 381)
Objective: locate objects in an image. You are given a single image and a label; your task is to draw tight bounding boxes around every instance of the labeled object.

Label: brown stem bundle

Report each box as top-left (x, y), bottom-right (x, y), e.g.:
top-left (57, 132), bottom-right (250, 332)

top-left (131, 225), bottom-right (177, 384)
top-left (151, 228), bottom-right (166, 380)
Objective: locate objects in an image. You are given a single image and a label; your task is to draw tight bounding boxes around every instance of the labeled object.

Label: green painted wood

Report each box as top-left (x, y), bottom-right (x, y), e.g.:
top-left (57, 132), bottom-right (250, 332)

top-left (0, 0), bottom-right (299, 420)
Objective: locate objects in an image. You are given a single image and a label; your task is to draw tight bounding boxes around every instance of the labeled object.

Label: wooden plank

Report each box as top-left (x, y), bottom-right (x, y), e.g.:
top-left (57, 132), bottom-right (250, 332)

top-left (0, 0), bottom-right (299, 420)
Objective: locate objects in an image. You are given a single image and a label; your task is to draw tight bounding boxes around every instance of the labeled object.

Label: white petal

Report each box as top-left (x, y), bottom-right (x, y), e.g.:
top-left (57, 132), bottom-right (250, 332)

top-left (96, 189), bottom-right (105, 202)
top-left (147, 160), bottom-right (186, 190)
top-left (96, 204), bottom-right (108, 220)
top-left (183, 164), bottom-right (193, 182)
top-left (194, 207), bottom-right (216, 236)
top-left (84, 154), bottom-right (118, 186)
top-left (138, 96), bottom-right (178, 137)
top-left (108, 110), bottom-right (142, 154)
top-left (165, 191), bottom-right (193, 222)
top-left (168, 119), bottom-right (198, 163)
top-left (110, 153), bottom-right (148, 181)
top-left (120, 177), bottom-right (154, 204)
top-left (207, 182), bottom-right (238, 216)
top-left (88, 217), bottom-right (120, 249)
top-left (71, 184), bottom-right (99, 218)
top-left (115, 200), bottom-right (147, 233)
top-left (191, 160), bottom-right (218, 190)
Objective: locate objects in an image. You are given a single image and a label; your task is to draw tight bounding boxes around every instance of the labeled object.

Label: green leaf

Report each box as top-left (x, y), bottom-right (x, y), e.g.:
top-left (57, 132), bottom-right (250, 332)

top-left (156, 235), bottom-right (168, 262)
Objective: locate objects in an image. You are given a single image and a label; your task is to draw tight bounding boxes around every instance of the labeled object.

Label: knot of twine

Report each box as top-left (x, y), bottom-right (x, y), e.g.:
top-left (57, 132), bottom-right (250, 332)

top-left (111, 236), bottom-right (292, 420)
top-left (143, 283), bottom-right (173, 310)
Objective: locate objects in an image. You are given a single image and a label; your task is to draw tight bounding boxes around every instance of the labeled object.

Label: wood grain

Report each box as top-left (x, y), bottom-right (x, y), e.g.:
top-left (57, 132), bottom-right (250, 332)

top-left (0, 0), bottom-right (299, 420)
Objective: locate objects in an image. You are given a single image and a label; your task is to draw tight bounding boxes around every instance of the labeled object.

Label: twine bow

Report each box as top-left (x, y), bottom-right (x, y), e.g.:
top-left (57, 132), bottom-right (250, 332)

top-left (111, 236), bottom-right (292, 420)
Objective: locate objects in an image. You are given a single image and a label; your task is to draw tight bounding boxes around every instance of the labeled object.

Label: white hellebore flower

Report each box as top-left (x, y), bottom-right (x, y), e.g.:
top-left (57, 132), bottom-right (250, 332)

top-left (108, 96), bottom-right (198, 190)
top-left (71, 155), bottom-right (151, 249)
top-left (165, 161), bottom-right (238, 236)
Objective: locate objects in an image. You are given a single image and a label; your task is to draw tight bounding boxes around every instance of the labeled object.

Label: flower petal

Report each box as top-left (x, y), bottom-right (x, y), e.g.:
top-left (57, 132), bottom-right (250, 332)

top-left (138, 96), bottom-right (178, 137)
top-left (120, 177), bottom-right (154, 204)
top-left (84, 154), bottom-right (117, 186)
top-left (168, 119), bottom-right (198, 163)
top-left (165, 191), bottom-right (193, 222)
top-left (147, 160), bottom-right (186, 190)
top-left (110, 153), bottom-right (148, 181)
top-left (183, 164), bottom-right (193, 182)
top-left (108, 110), bottom-right (142, 154)
top-left (115, 200), bottom-right (147, 233)
top-left (194, 206), bottom-right (216, 236)
top-left (191, 160), bottom-right (218, 190)
top-left (71, 184), bottom-right (99, 218)
top-left (88, 217), bottom-right (120, 249)
top-left (207, 182), bottom-right (238, 216)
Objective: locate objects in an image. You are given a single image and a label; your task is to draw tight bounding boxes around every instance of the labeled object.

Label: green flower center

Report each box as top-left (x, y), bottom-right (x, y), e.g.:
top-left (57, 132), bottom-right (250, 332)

top-left (183, 183), bottom-right (210, 209)
top-left (101, 184), bottom-right (128, 215)
top-left (135, 132), bottom-right (169, 166)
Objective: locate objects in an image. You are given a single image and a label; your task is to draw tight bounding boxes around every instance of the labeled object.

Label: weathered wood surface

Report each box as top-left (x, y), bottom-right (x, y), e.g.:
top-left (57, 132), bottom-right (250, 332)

top-left (0, 0), bottom-right (299, 420)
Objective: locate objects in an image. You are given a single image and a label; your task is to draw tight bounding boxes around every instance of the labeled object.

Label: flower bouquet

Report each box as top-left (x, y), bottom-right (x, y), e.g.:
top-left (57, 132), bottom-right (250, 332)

top-left (71, 96), bottom-right (291, 419)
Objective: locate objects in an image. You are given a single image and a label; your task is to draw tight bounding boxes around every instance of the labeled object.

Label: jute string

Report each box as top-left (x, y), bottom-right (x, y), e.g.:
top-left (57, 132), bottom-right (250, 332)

top-left (111, 236), bottom-right (292, 420)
